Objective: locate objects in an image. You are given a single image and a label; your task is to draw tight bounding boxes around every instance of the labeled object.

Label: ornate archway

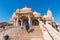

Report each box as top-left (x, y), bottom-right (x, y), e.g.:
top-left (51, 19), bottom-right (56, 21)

top-left (18, 19), bottom-right (21, 26)
top-left (32, 19), bottom-right (39, 26)
top-left (21, 16), bottom-right (28, 25)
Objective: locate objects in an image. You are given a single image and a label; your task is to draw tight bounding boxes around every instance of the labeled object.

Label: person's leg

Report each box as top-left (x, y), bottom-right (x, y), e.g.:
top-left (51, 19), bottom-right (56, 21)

top-left (27, 27), bottom-right (29, 33)
top-left (26, 27), bottom-right (28, 32)
top-left (25, 26), bottom-right (29, 33)
top-left (27, 27), bottom-right (29, 32)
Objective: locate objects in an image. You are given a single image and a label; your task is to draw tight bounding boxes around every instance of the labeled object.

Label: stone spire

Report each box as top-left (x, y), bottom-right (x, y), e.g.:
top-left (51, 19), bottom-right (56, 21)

top-left (47, 8), bottom-right (54, 21)
top-left (47, 8), bottom-right (52, 18)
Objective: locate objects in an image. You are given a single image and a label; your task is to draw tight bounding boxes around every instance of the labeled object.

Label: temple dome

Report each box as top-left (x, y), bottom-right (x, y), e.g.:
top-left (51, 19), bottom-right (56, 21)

top-left (33, 10), bottom-right (40, 14)
top-left (19, 6), bottom-right (32, 13)
top-left (33, 11), bottom-right (41, 17)
top-left (20, 6), bottom-right (31, 11)
top-left (43, 15), bottom-right (47, 18)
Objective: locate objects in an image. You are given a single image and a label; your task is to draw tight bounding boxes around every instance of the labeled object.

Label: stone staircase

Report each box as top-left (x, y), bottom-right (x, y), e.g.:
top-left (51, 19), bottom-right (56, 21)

top-left (13, 26), bottom-right (44, 40)
top-left (0, 26), bottom-right (44, 40)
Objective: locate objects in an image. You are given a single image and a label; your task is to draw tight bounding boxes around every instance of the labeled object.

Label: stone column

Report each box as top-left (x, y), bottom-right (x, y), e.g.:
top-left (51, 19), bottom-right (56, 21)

top-left (38, 18), bottom-right (40, 26)
top-left (14, 19), bottom-right (16, 26)
top-left (16, 15), bottom-right (19, 26)
top-left (28, 15), bottom-right (31, 26)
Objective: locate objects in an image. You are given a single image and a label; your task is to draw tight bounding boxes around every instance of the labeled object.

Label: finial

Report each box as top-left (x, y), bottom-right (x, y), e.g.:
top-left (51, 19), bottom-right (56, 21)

top-left (25, 5), bottom-right (27, 8)
top-left (48, 8), bottom-right (50, 10)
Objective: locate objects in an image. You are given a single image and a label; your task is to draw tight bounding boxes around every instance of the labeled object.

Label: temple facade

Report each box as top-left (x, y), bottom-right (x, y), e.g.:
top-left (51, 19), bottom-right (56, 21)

top-left (10, 6), bottom-right (54, 26)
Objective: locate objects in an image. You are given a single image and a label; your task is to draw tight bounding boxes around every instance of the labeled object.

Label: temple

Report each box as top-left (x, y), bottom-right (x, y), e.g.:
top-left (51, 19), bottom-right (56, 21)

top-left (10, 6), bottom-right (54, 26)
top-left (0, 7), bottom-right (60, 40)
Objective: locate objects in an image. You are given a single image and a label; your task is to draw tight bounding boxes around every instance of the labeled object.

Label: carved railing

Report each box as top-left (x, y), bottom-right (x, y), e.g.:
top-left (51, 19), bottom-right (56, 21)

top-left (39, 21), bottom-right (53, 40)
top-left (45, 23), bottom-right (60, 40)
top-left (39, 21), bottom-right (60, 40)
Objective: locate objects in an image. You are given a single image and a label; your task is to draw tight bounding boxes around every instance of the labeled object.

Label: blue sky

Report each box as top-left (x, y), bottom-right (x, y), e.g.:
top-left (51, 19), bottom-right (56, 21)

top-left (0, 0), bottom-right (60, 24)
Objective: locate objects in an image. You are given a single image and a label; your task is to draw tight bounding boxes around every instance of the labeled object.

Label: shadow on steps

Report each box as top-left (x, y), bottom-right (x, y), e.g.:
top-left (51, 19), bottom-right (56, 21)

top-left (29, 29), bottom-right (34, 33)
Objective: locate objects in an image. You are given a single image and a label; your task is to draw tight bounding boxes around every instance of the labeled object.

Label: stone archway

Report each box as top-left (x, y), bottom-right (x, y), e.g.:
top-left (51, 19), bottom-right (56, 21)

top-left (18, 19), bottom-right (21, 26)
top-left (32, 19), bottom-right (39, 26)
top-left (21, 16), bottom-right (28, 25)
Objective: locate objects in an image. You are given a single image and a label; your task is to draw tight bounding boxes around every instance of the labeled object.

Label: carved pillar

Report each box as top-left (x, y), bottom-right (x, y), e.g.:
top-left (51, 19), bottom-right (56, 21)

top-left (38, 18), bottom-right (40, 26)
top-left (14, 19), bottom-right (16, 26)
top-left (28, 15), bottom-right (31, 26)
top-left (16, 15), bottom-right (19, 26)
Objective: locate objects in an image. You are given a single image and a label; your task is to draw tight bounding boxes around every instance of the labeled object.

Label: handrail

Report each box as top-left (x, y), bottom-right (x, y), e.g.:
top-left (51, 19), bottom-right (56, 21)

top-left (39, 21), bottom-right (53, 40)
top-left (45, 23), bottom-right (60, 40)
top-left (44, 26), bottom-right (54, 40)
top-left (39, 21), bottom-right (60, 40)
top-left (47, 24), bottom-right (60, 37)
